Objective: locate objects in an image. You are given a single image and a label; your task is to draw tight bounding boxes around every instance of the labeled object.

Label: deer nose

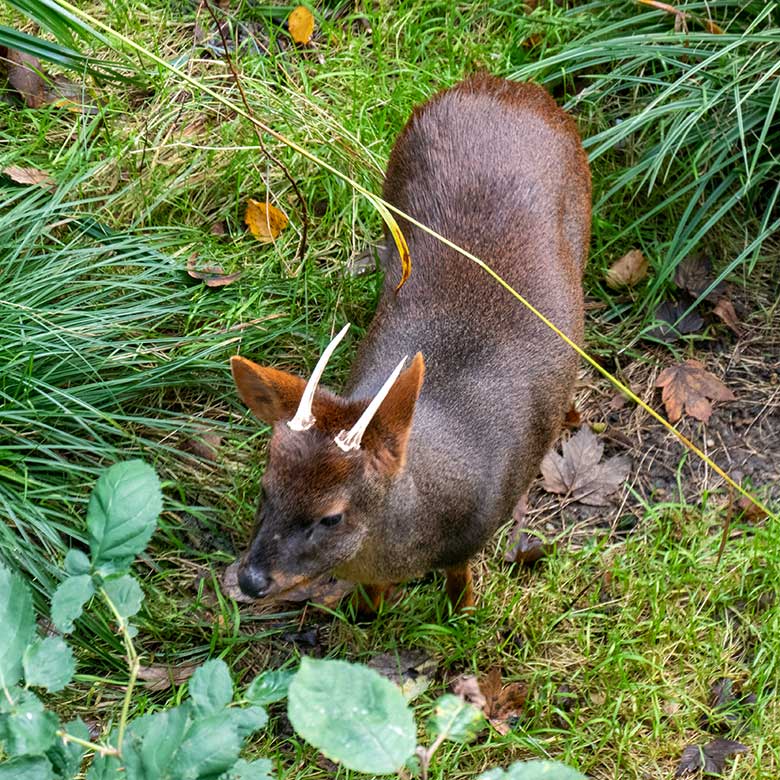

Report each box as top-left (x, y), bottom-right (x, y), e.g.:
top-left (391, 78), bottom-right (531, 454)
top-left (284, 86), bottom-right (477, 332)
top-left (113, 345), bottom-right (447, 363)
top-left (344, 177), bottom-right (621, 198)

top-left (238, 565), bottom-right (273, 598)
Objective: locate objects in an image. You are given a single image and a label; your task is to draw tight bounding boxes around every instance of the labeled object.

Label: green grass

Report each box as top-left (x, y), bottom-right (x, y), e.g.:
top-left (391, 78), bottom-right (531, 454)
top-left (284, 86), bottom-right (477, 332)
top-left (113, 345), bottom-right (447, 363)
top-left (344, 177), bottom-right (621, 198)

top-left (1, 0), bottom-right (779, 777)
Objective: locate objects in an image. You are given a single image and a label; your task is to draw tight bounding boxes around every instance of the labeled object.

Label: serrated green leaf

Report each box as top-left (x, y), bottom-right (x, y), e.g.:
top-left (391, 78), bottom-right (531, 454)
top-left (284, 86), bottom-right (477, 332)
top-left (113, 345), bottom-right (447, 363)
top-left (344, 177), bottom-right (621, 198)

top-left (46, 718), bottom-right (89, 780)
top-left (85, 754), bottom-right (123, 780)
top-left (0, 755), bottom-right (56, 780)
top-left (0, 565), bottom-right (35, 688)
top-left (189, 660), bottom-right (233, 716)
top-left (245, 670), bottom-right (293, 706)
top-left (478, 760), bottom-right (586, 780)
top-left (64, 550), bottom-right (91, 576)
top-left (219, 758), bottom-right (275, 780)
top-left (168, 713), bottom-right (242, 779)
top-left (288, 657), bottom-right (416, 774)
top-left (103, 574), bottom-right (144, 621)
top-left (0, 689), bottom-right (59, 756)
top-left (51, 575), bottom-right (94, 634)
top-left (87, 460), bottom-right (162, 567)
top-left (226, 705), bottom-right (268, 739)
top-left (124, 704), bottom-right (190, 779)
top-left (427, 693), bottom-right (485, 744)
top-left (23, 637), bottom-right (75, 693)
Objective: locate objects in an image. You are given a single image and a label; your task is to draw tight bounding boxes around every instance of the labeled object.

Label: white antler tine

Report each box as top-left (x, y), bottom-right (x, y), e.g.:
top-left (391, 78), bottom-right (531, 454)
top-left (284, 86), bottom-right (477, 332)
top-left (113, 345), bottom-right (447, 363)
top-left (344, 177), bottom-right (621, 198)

top-left (334, 356), bottom-right (407, 452)
top-left (288, 323), bottom-right (350, 431)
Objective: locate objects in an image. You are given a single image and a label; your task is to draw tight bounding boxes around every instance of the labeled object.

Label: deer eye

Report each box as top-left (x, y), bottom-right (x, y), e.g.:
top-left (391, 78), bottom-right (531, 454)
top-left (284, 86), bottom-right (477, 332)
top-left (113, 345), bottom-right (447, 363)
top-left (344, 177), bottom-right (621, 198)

top-left (320, 513), bottom-right (343, 528)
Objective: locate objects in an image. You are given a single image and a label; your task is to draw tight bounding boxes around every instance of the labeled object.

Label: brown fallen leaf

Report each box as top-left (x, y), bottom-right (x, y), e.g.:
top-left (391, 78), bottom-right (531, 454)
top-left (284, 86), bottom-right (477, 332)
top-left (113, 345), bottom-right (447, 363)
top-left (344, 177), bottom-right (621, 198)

top-left (736, 495), bottom-right (767, 523)
top-left (656, 359), bottom-right (735, 423)
top-left (367, 650), bottom-right (437, 701)
top-left (674, 252), bottom-right (727, 303)
top-left (137, 662), bottom-right (199, 691)
top-left (288, 5), bottom-right (315, 45)
top-left (675, 738), bottom-right (748, 776)
top-left (244, 198), bottom-right (289, 243)
top-left (452, 668), bottom-right (528, 736)
top-left (182, 431), bottom-right (222, 462)
top-left (646, 299), bottom-right (704, 343)
top-left (605, 249), bottom-right (648, 289)
top-left (712, 297), bottom-right (742, 336)
top-left (451, 674), bottom-right (487, 710)
top-left (3, 165), bottom-right (55, 190)
top-left (186, 256), bottom-right (241, 287)
top-left (540, 427), bottom-right (630, 506)
top-left (6, 49), bottom-right (46, 108)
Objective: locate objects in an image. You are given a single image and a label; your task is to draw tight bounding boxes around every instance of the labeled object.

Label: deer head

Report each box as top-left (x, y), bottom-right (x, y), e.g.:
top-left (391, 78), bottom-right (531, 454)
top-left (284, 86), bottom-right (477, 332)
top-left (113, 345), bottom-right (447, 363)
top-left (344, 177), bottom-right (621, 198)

top-left (230, 326), bottom-right (425, 599)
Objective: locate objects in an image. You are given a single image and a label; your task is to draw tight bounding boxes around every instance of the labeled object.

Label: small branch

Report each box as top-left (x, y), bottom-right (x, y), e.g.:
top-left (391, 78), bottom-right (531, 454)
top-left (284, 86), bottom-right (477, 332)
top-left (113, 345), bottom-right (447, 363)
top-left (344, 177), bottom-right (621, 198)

top-left (204, 1), bottom-right (309, 263)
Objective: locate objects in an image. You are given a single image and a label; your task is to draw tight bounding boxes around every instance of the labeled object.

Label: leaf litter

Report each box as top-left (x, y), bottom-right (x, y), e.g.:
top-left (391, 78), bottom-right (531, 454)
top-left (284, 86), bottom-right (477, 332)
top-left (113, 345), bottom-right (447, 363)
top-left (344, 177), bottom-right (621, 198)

top-left (605, 248), bottom-right (648, 289)
top-left (656, 360), bottom-right (735, 423)
top-left (3, 166), bottom-right (55, 190)
top-left (451, 668), bottom-right (528, 736)
top-left (540, 427), bottom-right (630, 506)
top-left (675, 738), bottom-right (747, 776)
top-left (186, 255), bottom-right (241, 287)
top-left (288, 6), bottom-right (315, 45)
top-left (244, 198), bottom-right (289, 242)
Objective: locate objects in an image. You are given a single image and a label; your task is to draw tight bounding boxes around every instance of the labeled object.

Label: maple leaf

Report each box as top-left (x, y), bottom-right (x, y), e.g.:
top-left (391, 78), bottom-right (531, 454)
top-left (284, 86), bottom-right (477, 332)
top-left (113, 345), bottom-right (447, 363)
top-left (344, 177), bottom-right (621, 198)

top-left (675, 738), bottom-right (748, 776)
top-left (656, 359), bottom-right (735, 423)
top-left (605, 249), bottom-right (648, 289)
top-left (540, 427), bottom-right (630, 506)
top-left (244, 198), bottom-right (289, 243)
top-left (646, 299), bottom-right (704, 343)
top-left (288, 5), bottom-right (315, 45)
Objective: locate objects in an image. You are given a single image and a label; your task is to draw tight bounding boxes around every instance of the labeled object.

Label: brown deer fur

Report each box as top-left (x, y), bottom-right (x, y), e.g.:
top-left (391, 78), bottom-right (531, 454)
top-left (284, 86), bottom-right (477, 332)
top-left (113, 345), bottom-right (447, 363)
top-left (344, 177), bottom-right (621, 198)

top-left (231, 74), bottom-right (591, 610)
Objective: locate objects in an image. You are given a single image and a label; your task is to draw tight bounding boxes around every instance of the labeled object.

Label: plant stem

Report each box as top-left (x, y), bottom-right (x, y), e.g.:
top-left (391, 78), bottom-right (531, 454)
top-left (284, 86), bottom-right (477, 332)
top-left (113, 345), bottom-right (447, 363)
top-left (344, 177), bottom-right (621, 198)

top-left (56, 729), bottom-right (119, 757)
top-left (101, 587), bottom-right (139, 754)
top-left (416, 731), bottom-right (450, 780)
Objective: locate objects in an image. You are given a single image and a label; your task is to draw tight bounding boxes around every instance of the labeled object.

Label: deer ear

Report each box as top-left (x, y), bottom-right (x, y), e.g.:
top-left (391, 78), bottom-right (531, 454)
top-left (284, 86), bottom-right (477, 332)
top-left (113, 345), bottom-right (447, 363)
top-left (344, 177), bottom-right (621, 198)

top-left (230, 356), bottom-right (307, 425)
top-left (365, 352), bottom-right (425, 473)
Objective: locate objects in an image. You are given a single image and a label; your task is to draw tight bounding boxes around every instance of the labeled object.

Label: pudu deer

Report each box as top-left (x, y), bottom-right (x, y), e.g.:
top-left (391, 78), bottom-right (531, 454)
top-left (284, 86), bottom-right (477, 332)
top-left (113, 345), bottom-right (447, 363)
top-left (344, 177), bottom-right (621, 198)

top-left (230, 74), bottom-right (591, 612)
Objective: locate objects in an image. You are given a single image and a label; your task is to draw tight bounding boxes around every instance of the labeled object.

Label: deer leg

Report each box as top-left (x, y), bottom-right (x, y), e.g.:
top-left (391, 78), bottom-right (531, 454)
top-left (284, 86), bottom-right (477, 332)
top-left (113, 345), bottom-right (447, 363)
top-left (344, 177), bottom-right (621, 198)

top-left (445, 562), bottom-right (475, 611)
top-left (351, 582), bottom-right (392, 618)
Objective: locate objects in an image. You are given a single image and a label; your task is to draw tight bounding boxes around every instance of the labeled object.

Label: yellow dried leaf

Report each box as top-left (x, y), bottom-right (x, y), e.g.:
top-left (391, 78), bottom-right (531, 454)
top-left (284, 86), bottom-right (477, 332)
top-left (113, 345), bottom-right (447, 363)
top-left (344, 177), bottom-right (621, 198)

top-left (244, 198), bottom-right (289, 243)
top-left (288, 5), bottom-right (315, 45)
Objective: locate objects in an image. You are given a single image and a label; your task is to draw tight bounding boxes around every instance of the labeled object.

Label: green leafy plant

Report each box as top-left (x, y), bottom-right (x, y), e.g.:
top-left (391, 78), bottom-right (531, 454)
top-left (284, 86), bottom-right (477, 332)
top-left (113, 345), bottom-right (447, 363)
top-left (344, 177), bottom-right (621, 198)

top-left (0, 461), bottom-right (272, 780)
top-left (1, 461), bottom-right (584, 779)
top-left (286, 657), bottom-right (583, 779)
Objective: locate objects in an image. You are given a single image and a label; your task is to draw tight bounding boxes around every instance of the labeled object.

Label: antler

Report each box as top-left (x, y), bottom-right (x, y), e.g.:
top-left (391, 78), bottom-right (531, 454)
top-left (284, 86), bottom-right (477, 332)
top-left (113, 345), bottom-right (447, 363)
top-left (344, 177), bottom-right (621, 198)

top-left (288, 323), bottom-right (350, 431)
top-left (334, 356), bottom-right (407, 452)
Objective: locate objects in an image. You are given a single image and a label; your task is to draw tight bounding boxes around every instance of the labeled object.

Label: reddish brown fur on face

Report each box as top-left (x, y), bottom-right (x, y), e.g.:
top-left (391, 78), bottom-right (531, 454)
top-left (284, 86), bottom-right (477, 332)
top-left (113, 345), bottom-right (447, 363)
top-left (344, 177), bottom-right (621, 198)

top-left (230, 357), bottom-right (308, 425)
